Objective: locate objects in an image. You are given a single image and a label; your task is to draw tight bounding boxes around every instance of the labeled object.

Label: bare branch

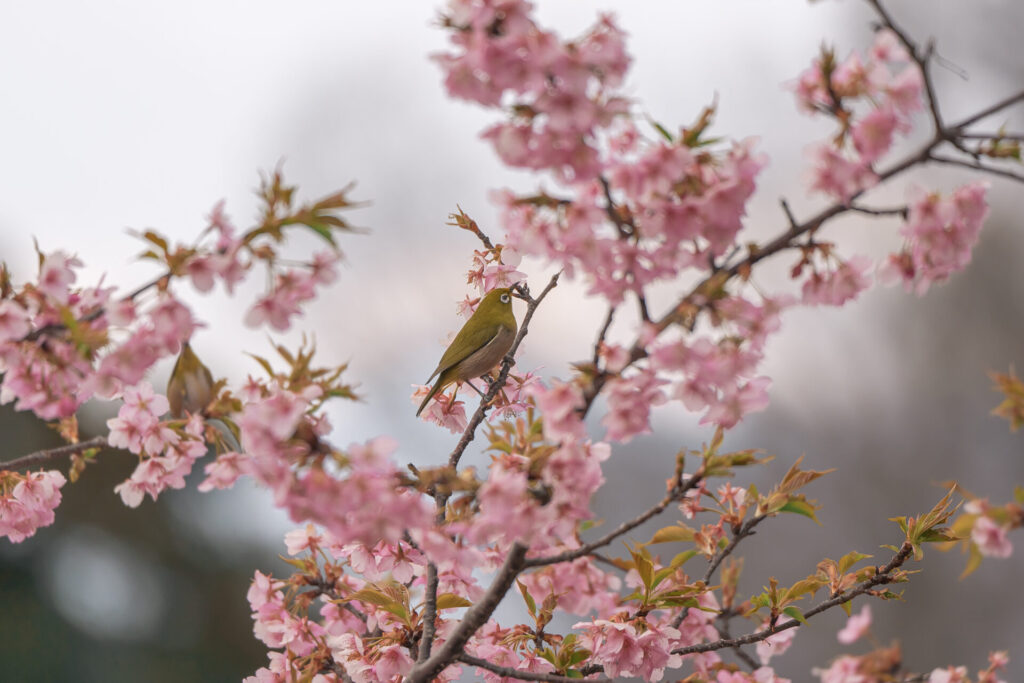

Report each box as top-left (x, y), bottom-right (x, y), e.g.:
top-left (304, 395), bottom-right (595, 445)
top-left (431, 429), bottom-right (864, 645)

top-left (671, 542), bottom-right (914, 657)
top-left (524, 475), bottom-right (701, 568)
top-left (864, 0), bottom-right (944, 133)
top-left (928, 152), bottom-right (1024, 184)
top-left (0, 436), bottom-right (108, 473)
top-left (848, 203), bottom-right (909, 219)
top-left (408, 543), bottom-right (529, 683)
top-left (457, 654), bottom-right (612, 683)
top-left (949, 89), bottom-right (1024, 132)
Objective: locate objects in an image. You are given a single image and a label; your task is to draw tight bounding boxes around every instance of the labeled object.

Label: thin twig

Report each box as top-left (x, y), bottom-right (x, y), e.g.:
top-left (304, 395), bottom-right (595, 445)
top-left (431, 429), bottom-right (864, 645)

top-left (524, 476), bottom-right (701, 568)
top-left (457, 653), bottom-right (612, 683)
top-left (848, 203), bottom-right (909, 219)
top-left (671, 514), bottom-right (768, 630)
top-left (671, 542), bottom-right (914, 657)
top-left (865, 0), bottom-right (943, 134)
top-left (928, 152), bottom-right (1024, 184)
top-left (957, 132), bottom-right (1024, 142)
top-left (592, 305), bottom-right (617, 368)
top-left (948, 89), bottom-right (1024, 132)
top-left (717, 613), bottom-right (760, 671)
top-left (408, 543), bottom-right (529, 683)
top-left (0, 436), bottom-right (108, 473)
top-left (703, 515), bottom-right (767, 585)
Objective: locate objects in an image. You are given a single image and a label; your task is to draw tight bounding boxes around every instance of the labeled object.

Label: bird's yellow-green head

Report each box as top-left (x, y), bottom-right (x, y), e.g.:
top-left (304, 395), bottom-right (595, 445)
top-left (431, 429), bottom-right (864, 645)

top-left (416, 287), bottom-right (519, 417)
top-left (470, 287), bottom-right (516, 326)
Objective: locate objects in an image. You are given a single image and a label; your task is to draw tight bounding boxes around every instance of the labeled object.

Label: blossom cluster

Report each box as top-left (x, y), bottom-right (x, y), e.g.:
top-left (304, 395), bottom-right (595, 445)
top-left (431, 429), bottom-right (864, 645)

top-left (880, 182), bottom-right (990, 294)
top-left (0, 176), bottom-right (358, 542)
top-left (0, 469), bottom-right (66, 543)
top-left (795, 29), bottom-right (924, 202)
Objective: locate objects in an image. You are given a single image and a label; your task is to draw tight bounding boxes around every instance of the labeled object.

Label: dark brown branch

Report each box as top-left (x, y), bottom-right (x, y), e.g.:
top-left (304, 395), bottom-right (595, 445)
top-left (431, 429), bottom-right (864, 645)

top-left (703, 515), bottom-right (767, 585)
top-left (928, 152), bottom-right (1024, 184)
top-left (671, 513), bottom-right (768, 630)
top-left (848, 203), bottom-right (908, 219)
top-left (717, 613), bottom-right (760, 671)
top-left (592, 305), bottom-right (617, 368)
top-left (948, 89), bottom-right (1024, 132)
top-left (417, 562), bottom-right (441, 662)
top-left (671, 542), bottom-right (914, 657)
top-left (525, 476), bottom-right (702, 568)
top-left (958, 132), bottom-right (1024, 142)
top-left (457, 654), bottom-right (612, 683)
top-left (408, 543), bottom-right (529, 683)
top-left (865, 0), bottom-right (944, 134)
top-left (0, 436), bottom-right (108, 473)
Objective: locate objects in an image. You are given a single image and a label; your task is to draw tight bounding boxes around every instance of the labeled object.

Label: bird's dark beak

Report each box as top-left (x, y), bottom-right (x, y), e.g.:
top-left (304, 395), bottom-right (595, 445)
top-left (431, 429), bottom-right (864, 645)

top-left (511, 284), bottom-right (530, 300)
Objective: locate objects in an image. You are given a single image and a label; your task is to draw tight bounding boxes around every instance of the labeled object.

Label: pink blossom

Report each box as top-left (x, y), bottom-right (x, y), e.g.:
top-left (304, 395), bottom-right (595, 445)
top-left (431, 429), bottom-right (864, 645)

top-left (837, 605), bottom-right (872, 644)
top-left (575, 618), bottom-right (683, 682)
top-left (972, 516), bottom-right (1013, 558)
top-left (754, 668), bottom-right (792, 683)
top-left (283, 524), bottom-right (323, 555)
top-left (37, 250), bottom-right (82, 304)
top-left (813, 655), bottom-right (867, 683)
top-left (886, 66), bottom-right (924, 116)
top-left (517, 556), bottom-right (621, 616)
top-left (528, 379), bottom-right (585, 442)
top-left (197, 451), bottom-right (251, 491)
top-left (851, 107), bottom-right (899, 163)
top-left (717, 482), bottom-right (747, 509)
top-left (186, 254), bottom-right (218, 292)
top-left (890, 182), bottom-right (990, 293)
top-left (870, 28), bottom-right (910, 63)
top-left (309, 250), bottom-right (341, 285)
top-left (807, 143), bottom-right (878, 202)
top-left (147, 298), bottom-right (196, 354)
top-left (413, 384), bottom-right (468, 433)
top-left (0, 470), bottom-right (66, 542)
top-left (928, 666), bottom-right (969, 683)
top-left (0, 300), bottom-right (31, 342)
top-left (602, 369), bottom-right (667, 442)
top-left (801, 255), bottom-right (873, 306)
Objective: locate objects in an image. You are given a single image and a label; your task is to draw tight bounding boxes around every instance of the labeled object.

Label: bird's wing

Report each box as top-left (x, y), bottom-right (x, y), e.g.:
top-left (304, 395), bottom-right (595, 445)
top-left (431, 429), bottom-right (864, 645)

top-left (426, 322), bottom-right (504, 383)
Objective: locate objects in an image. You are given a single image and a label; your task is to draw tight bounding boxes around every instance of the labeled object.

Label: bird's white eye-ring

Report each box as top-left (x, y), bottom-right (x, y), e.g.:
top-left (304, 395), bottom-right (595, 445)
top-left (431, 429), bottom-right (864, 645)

top-left (500, 293), bottom-right (510, 304)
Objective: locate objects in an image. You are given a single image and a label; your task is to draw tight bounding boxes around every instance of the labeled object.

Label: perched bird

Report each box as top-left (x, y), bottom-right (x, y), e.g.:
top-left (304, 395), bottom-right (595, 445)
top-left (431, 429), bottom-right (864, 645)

top-left (416, 287), bottom-right (518, 417)
top-left (167, 341), bottom-right (215, 419)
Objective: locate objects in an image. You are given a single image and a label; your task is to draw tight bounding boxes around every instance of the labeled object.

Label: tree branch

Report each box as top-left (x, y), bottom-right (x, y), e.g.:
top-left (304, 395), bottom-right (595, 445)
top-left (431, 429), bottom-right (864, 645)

top-left (0, 436), bottom-right (108, 473)
top-left (407, 543), bottom-right (529, 683)
top-left (928, 152), bottom-right (1024, 184)
top-left (671, 541), bottom-right (914, 657)
top-left (524, 476), bottom-right (701, 568)
top-left (457, 653), bottom-right (612, 683)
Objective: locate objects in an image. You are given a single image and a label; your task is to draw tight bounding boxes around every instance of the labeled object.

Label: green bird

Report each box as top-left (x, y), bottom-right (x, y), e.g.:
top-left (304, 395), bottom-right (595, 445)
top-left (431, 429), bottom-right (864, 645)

top-left (416, 287), bottom-right (518, 417)
top-left (167, 341), bottom-right (215, 419)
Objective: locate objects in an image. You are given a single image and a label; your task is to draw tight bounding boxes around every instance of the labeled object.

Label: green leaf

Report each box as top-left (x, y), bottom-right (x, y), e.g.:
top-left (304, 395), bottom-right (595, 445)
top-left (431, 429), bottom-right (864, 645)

top-left (303, 220), bottom-right (337, 246)
top-left (779, 498), bottom-right (820, 523)
top-left (649, 119), bottom-right (674, 142)
top-left (837, 551), bottom-right (871, 574)
top-left (436, 593), bottom-right (473, 610)
top-left (649, 524), bottom-right (696, 544)
top-left (782, 606), bottom-right (808, 625)
top-left (141, 230), bottom-right (169, 253)
top-left (517, 580), bottom-right (537, 617)
top-left (670, 550), bottom-right (699, 569)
